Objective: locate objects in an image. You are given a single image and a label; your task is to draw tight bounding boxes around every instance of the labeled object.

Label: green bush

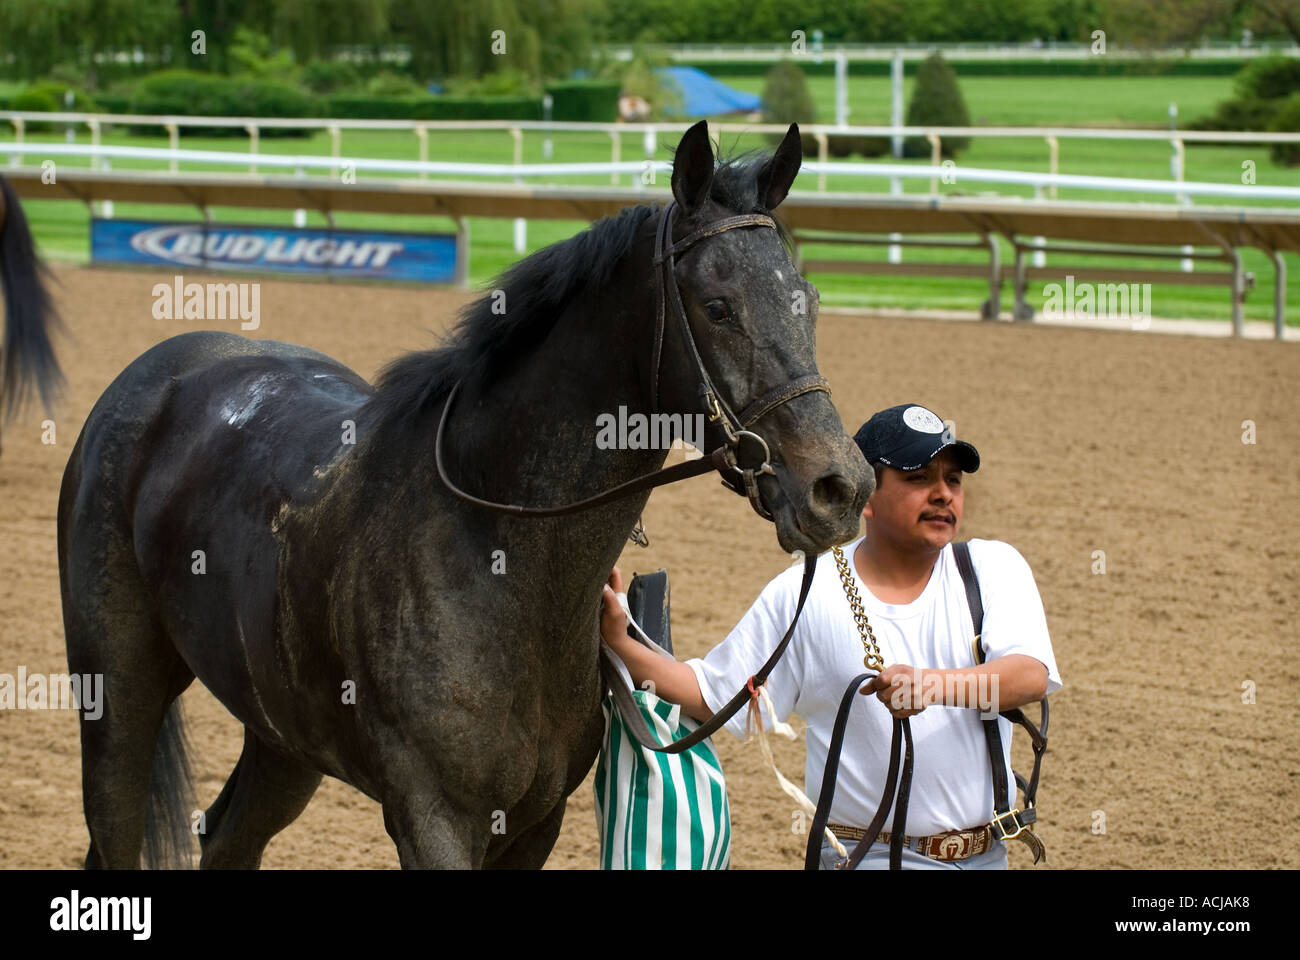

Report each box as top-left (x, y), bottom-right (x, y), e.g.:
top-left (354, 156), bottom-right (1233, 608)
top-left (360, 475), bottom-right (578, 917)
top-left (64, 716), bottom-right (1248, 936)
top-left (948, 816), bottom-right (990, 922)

top-left (127, 70), bottom-right (318, 136)
top-left (761, 61), bottom-right (817, 154)
top-left (545, 80), bottom-right (620, 122)
top-left (301, 60), bottom-right (362, 94)
top-left (1234, 56), bottom-right (1300, 101)
top-left (1269, 94), bottom-right (1300, 167)
top-left (24, 82), bottom-right (99, 113)
top-left (903, 52), bottom-right (971, 158)
top-left (445, 69), bottom-right (536, 97)
top-left (1187, 97), bottom-right (1280, 132)
top-left (8, 88), bottom-right (61, 131)
top-left (824, 134), bottom-right (890, 159)
top-left (364, 71), bottom-right (426, 97)
top-left (1190, 57), bottom-right (1300, 141)
top-left (325, 95), bottom-right (543, 121)
top-left (94, 93), bottom-right (132, 113)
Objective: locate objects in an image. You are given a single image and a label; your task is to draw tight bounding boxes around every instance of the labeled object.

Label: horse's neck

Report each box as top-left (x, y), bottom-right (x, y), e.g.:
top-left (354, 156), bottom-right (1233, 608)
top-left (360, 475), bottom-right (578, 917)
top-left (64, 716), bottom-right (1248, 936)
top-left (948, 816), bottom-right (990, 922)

top-left (341, 259), bottom-right (666, 611)
top-left (446, 287), bottom-right (665, 565)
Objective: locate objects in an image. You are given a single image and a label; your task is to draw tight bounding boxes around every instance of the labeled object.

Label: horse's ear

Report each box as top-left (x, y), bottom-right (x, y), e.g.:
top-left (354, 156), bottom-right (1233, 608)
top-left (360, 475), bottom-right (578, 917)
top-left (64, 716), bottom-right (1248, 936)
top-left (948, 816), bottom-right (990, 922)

top-left (671, 120), bottom-right (715, 213)
top-left (756, 123), bottom-right (802, 210)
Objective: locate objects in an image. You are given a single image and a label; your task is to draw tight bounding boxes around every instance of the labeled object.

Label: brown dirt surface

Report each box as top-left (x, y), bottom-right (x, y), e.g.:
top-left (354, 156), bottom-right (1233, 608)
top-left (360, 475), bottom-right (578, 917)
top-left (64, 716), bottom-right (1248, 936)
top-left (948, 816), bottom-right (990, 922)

top-left (2, 264), bottom-right (1297, 871)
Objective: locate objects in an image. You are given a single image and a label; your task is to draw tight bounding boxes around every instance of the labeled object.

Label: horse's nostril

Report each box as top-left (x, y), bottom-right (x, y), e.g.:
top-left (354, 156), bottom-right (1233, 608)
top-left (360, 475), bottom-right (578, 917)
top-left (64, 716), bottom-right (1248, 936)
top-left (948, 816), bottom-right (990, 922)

top-left (810, 473), bottom-right (856, 514)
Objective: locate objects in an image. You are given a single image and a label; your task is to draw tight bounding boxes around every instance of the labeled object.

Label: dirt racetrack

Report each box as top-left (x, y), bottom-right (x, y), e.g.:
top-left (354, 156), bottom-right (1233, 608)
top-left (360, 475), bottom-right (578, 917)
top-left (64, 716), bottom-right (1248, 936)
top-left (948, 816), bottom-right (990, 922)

top-left (2, 264), bottom-right (1297, 870)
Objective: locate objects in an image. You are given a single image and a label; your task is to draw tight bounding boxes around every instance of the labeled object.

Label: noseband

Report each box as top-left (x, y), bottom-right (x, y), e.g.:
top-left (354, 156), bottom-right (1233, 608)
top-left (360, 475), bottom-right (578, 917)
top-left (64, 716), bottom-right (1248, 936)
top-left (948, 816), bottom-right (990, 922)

top-left (434, 200), bottom-right (830, 521)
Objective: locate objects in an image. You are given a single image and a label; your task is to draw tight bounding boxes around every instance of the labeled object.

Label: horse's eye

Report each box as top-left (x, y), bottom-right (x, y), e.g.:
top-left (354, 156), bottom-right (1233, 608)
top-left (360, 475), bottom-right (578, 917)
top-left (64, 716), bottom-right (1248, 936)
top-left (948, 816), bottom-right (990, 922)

top-left (705, 299), bottom-right (732, 323)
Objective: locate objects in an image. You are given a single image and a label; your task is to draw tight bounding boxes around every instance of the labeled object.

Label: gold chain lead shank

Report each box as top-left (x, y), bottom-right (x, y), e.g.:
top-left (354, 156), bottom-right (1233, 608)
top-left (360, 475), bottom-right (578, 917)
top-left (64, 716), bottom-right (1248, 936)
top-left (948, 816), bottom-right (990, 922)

top-left (832, 545), bottom-right (884, 671)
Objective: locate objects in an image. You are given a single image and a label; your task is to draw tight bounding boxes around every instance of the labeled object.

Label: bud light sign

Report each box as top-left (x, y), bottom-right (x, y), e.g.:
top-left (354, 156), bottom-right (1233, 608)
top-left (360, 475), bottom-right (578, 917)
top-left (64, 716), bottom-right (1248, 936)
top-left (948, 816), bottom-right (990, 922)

top-left (92, 218), bottom-right (458, 283)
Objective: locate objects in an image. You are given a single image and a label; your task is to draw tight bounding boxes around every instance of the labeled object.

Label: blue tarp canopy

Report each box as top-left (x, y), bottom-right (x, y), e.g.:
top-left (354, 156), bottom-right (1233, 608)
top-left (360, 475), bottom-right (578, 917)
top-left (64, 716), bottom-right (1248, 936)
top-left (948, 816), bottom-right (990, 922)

top-left (656, 67), bottom-right (761, 117)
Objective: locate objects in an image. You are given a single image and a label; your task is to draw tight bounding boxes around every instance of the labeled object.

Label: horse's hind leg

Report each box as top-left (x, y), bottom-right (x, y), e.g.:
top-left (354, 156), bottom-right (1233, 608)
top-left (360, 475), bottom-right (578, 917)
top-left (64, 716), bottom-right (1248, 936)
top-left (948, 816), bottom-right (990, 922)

top-left (65, 545), bottom-right (195, 869)
top-left (199, 730), bottom-right (322, 869)
top-left (62, 431), bottom-right (197, 869)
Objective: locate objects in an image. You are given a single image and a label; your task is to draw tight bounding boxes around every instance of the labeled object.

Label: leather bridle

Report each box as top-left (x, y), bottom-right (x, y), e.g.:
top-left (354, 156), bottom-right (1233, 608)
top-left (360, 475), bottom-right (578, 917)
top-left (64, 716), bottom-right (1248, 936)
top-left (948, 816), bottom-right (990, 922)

top-left (433, 199), bottom-right (841, 755)
top-left (434, 199), bottom-right (831, 523)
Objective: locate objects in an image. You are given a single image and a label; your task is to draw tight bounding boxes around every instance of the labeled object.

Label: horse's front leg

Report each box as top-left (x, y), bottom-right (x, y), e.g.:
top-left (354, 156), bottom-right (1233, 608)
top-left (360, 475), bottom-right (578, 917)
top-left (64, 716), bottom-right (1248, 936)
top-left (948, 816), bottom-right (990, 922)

top-left (381, 789), bottom-right (490, 869)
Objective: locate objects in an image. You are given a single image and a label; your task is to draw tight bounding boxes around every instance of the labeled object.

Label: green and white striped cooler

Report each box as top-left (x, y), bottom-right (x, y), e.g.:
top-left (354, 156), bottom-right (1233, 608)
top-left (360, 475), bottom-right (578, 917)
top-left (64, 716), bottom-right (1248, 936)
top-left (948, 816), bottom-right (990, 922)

top-left (594, 688), bottom-right (731, 870)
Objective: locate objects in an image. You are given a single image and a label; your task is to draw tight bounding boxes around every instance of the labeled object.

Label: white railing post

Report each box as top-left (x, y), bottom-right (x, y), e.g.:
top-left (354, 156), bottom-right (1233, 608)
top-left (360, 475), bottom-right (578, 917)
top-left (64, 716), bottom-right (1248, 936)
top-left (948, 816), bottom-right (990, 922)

top-left (165, 122), bottom-right (179, 173)
top-left (415, 125), bottom-right (428, 180)
top-left (609, 129), bottom-right (621, 185)
top-left (928, 134), bottom-right (941, 194)
top-left (889, 175), bottom-right (902, 263)
top-left (511, 127), bottom-right (526, 253)
top-left (293, 161), bottom-right (307, 227)
top-left (88, 119), bottom-right (101, 170)
top-left (100, 157), bottom-right (114, 219)
top-left (1032, 185), bottom-right (1045, 267)
top-left (816, 133), bottom-right (829, 192)
top-left (11, 117), bottom-right (23, 166)
top-left (1045, 135), bottom-right (1059, 200)
top-left (246, 123), bottom-right (259, 174)
top-left (1173, 138), bottom-right (1194, 271)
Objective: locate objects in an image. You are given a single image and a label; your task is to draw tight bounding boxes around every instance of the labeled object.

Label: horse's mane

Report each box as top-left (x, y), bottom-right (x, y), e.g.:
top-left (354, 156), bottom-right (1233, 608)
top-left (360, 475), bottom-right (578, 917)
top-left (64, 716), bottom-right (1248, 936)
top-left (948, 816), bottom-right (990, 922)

top-left (364, 150), bottom-right (790, 425)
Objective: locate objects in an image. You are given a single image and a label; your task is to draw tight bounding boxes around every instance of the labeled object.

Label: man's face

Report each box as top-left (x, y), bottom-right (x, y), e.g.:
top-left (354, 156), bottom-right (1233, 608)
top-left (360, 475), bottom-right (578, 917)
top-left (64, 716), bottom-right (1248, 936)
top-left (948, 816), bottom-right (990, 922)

top-left (863, 448), bottom-right (965, 553)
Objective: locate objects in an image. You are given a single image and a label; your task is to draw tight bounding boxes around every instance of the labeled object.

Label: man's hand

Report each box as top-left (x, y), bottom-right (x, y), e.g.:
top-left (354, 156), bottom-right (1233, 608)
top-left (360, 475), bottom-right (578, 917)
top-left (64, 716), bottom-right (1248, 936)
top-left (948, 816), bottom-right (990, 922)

top-left (598, 565), bottom-right (714, 723)
top-left (861, 664), bottom-right (928, 719)
top-left (599, 566), bottom-right (631, 651)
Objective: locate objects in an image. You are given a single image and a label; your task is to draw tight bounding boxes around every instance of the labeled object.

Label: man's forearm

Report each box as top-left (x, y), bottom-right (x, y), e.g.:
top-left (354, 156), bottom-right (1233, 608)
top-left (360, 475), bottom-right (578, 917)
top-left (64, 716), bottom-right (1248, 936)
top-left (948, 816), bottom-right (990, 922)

top-left (919, 655), bottom-right (1048, 712)
top-left (605, 637), bottom-right (715, 724)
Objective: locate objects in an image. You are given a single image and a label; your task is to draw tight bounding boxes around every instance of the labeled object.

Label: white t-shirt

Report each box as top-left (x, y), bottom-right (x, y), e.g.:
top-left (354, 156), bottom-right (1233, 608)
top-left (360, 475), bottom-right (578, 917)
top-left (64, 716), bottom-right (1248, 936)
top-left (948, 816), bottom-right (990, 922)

top-left (686, 537), bottom-right (1062, 837)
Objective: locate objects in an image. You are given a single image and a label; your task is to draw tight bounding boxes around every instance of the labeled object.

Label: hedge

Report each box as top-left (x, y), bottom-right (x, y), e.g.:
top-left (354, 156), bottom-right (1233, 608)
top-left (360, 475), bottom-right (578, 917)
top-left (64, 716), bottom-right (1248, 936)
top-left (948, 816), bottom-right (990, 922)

top-left (127, 70), bottom-right (318, 136)
top-left (1187, 56), bottom-right (1300, 146)
top-left (7, 89), bottom-right (61, 131)
top-left (1269, 94), bottom-right (1300, 166)
top-left (544, 80), bottom-right (620, 122)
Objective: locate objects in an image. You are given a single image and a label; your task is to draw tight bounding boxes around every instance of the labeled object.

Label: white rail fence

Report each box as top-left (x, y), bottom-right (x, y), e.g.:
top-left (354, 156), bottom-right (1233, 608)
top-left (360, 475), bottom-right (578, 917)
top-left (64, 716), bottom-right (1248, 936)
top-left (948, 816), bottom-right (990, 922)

top-left (3, 115), bottom-right (1296, 337)
top-left (7, 140), bottom-right (1300, 204)
top-left (5, 110), bottom-right (1300, 199)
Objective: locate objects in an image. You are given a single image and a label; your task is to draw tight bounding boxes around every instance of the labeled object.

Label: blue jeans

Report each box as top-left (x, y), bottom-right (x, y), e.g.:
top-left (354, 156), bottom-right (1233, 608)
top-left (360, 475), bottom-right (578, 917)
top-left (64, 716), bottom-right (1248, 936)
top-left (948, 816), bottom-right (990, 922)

top-left (818, 836), bottom-right (1008, 870)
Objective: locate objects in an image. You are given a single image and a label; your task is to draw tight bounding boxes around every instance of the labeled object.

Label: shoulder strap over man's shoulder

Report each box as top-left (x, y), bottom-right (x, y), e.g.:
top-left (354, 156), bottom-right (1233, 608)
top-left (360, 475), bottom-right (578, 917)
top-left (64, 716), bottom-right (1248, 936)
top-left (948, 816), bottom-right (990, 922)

top-left (951, 541), bottom-right (985, 664)
top-left (952, 540), bottom-right (1049, 864)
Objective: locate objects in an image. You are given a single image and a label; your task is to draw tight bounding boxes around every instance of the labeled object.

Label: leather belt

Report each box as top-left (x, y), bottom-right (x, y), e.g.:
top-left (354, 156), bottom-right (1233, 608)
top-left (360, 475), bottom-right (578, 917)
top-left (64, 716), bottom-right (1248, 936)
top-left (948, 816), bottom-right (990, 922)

top-left (826, 822), bottom-right (996, 862)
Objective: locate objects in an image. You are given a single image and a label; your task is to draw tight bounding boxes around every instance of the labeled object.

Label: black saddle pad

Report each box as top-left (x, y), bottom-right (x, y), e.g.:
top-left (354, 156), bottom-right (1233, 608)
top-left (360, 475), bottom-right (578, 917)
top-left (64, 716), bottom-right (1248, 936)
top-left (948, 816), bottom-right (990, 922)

top-left (625, 569), bottom-right (672, 656)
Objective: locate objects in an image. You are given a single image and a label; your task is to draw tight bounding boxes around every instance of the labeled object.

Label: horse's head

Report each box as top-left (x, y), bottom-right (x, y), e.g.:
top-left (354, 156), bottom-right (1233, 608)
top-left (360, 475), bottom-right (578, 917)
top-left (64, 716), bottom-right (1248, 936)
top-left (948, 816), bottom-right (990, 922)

top-left (653, 121), bottom-right (873, 556)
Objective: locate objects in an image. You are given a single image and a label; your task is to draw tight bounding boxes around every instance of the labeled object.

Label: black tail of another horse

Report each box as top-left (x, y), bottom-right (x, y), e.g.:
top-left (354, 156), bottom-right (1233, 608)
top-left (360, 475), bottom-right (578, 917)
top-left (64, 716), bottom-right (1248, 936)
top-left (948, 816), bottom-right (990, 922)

top-left (143, 700), bottom-right (197, 869)
top-left (1, 174), bottom-right (63, 419)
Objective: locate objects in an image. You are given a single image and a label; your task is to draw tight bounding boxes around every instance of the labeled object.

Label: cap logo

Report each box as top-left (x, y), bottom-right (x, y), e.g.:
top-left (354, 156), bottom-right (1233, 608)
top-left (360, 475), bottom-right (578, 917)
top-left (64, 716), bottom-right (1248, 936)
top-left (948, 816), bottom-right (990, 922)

top-left (902, 406), bottom-right (944, 434)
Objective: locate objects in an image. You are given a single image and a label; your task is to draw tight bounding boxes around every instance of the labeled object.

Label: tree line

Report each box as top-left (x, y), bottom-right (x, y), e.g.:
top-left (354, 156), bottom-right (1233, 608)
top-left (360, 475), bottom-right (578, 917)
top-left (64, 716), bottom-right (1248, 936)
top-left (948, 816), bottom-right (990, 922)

top-left (1, 0), bottom-right (1296, 89)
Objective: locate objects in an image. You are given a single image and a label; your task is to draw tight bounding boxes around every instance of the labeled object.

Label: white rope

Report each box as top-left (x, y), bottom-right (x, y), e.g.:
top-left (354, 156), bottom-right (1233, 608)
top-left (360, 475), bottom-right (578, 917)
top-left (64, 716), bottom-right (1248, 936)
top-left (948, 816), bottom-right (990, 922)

top-left (746, 683), bottom-right (848, 860)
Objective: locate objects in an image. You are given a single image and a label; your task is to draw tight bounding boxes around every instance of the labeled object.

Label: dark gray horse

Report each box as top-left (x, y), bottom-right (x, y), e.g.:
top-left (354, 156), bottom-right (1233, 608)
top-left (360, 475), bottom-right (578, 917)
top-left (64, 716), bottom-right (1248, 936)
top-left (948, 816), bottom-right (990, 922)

top-left (0, 175), bottom-right (63, 449)
top-left (58, 121), bottom-right (872, 869)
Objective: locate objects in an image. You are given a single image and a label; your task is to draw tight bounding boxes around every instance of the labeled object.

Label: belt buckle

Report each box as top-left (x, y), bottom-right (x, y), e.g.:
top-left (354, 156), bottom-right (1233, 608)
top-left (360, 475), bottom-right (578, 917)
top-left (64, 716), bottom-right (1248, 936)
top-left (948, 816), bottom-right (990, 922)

top-left (930, 832), bottom-right (974, 861)
top-left (990, 809), bottom-right (1026, 841)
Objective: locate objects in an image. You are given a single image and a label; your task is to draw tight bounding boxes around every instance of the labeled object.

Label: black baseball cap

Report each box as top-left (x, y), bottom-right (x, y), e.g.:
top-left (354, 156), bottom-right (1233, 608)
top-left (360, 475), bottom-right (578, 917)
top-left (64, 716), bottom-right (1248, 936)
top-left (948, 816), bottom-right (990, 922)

top-left (853, 404), bottom-right (980, 473)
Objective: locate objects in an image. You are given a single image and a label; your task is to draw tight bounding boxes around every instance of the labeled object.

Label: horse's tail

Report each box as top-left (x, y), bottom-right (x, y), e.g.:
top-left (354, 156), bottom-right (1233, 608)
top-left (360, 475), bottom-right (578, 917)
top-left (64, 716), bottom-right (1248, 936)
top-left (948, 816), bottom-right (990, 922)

top-left (0, 173), bottom-right (64, 419)
top-left (143, 698), bottom-right (197, 869)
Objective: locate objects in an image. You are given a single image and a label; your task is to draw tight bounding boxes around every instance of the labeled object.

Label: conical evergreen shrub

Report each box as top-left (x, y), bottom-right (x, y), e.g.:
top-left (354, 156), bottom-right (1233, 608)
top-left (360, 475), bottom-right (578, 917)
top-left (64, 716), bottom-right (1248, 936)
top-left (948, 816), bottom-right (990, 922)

top-left (762, 60), bottom-right (818, 156)
top-left (903, 52), bottom-right (971, 159)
